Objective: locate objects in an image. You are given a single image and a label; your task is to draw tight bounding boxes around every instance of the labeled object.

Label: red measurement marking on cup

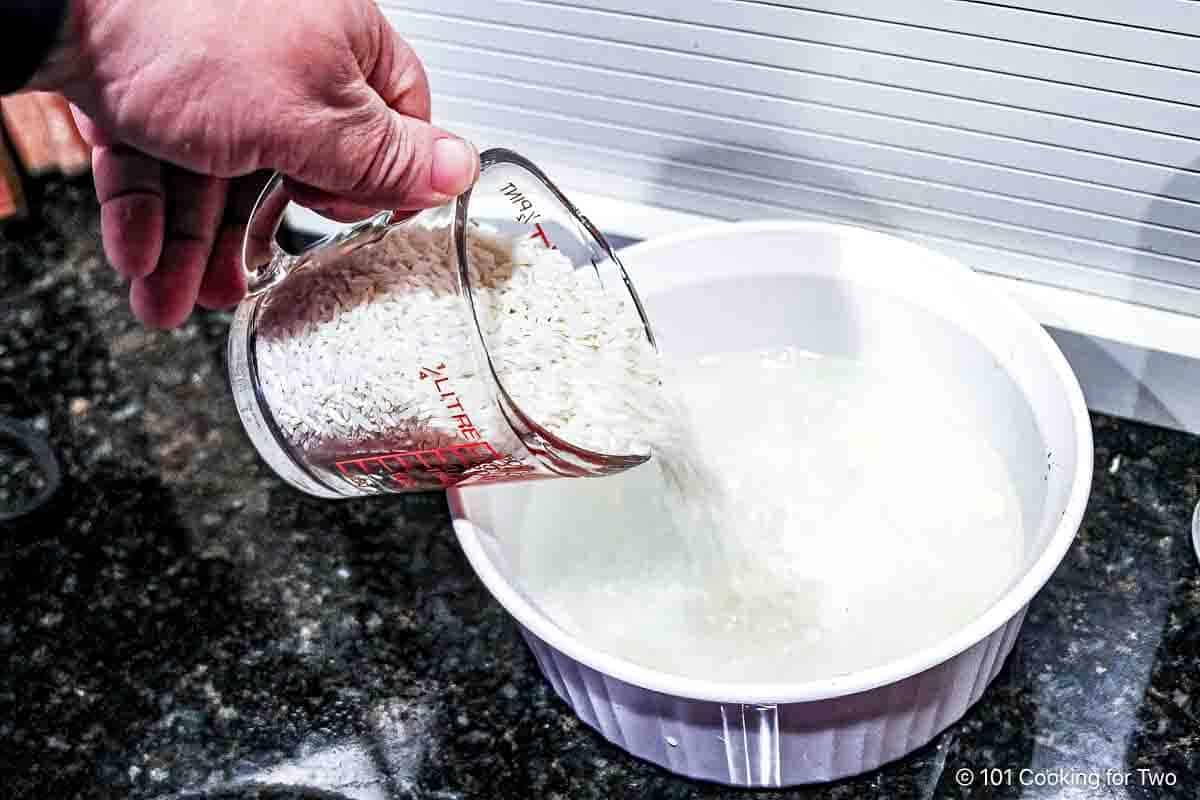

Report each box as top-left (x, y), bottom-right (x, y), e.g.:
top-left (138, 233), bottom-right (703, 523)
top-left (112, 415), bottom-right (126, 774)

top-left (336, 441), bottom-right (504, 489)
top-left (530, 223), bottom-right (556, 250)
top-left (420, 363), bottom-right (483, 441)
top-left (460, 451), bottom-right (540, 485)
top-left (500, 181), bottom-right (557, 249)
top-left (335, 441), bottom-right (538, 489)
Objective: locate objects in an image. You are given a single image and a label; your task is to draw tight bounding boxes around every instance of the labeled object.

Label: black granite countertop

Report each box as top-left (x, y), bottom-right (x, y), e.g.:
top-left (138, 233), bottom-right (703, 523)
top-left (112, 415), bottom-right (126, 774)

top-left (2, 179), bottom-right (1199, 800)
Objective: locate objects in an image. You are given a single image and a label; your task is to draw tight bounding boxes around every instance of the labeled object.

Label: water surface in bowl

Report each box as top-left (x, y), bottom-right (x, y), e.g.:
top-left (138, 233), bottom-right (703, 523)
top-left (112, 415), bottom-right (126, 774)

top-left (506, 348), bottom-right (1027, 682)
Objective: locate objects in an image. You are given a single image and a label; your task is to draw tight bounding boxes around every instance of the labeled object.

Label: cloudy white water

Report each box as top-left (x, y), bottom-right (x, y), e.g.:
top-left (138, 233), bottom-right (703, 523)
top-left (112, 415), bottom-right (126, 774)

top-left (509, 349), bottom-right (1028, 683)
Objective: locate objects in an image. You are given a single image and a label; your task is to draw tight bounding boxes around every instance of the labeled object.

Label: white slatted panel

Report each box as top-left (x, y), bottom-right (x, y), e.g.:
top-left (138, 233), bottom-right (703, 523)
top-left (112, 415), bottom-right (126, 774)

top-left (381, 0), bottom-right (1200, 316)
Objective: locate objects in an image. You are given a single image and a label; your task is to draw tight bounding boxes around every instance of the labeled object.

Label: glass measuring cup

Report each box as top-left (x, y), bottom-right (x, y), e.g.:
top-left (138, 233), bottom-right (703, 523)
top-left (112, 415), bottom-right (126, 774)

top-left (228, 148), bottom-right (657, 498)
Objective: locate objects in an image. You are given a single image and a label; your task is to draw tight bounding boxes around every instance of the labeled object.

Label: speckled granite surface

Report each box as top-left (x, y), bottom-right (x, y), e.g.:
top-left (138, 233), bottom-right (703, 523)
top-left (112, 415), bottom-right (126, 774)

top-left (1, 179), bottom-right (1198, 799)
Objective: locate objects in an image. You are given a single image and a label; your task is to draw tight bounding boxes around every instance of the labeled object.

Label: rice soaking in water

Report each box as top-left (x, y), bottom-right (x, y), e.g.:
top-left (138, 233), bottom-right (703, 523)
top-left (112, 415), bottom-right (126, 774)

top-left (505, 348), bottom-right (1027, 682)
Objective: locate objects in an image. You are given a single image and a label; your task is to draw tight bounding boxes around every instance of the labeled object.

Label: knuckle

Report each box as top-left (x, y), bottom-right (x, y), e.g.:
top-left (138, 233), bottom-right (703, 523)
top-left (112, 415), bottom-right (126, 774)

top-left (278, 99), bottom-right (424, 203)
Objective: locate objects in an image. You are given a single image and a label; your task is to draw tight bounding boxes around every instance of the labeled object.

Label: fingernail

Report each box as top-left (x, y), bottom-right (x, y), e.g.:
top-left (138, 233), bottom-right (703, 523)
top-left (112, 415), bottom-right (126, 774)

top-left (431, 138), bottom-right (477, 196)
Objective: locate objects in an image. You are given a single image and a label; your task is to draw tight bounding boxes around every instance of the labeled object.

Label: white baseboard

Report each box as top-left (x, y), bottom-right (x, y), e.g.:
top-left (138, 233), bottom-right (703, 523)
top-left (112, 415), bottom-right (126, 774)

top-left (287, 195), bottom-right (1200, 436)
top-left (980, 274), bottom-right (1200, 435)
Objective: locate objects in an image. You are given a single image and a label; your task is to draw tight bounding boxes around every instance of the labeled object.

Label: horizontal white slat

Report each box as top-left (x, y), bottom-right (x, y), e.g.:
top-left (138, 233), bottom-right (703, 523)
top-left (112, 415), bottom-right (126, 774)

top-left (417, 39), bottom-right (1200, 204)
top-left (390, 0), bottom-right (1200, 71)
top-left (427, 61), bottom-right (1200, 234)
top-left (763, 0), bottom-right (1200, 61)
top-left (450, 119), bottom-right (1200, 315)
top-left (527, 0), bottom-right (1200, 105)
top-left (437, 90), bottom-right (1200, 264)
top-left (389, 1), bottom-right (1200, 136)
top-left (947, 0), bottom-right (1200, 35)
top-left (380, 1), bottom-right (1200, 322)
top-left (400, 17), bottom-right (1200, 172)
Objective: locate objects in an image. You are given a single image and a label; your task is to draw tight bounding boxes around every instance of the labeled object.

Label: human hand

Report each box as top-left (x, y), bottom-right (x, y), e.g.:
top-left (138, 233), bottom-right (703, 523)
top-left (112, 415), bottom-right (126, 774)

top-left (37, 0), bottom-right (478, 327)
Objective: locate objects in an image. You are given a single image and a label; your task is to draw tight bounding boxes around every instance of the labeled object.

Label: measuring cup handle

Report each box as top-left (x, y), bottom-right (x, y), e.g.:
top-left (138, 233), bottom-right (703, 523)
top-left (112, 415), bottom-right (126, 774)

top-left (243, 173), bottom-right (298, 295)
top-left (242, 173), bottom-right (396, 295)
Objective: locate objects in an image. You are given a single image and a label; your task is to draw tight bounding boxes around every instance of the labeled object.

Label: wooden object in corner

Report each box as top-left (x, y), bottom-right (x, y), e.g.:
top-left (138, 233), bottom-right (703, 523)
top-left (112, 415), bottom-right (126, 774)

top-left (0, 93), bottom-right (55, 176)
top-left (0, 136), bottom-right (27, 221)
top-left (36, 93), bottom-right (91, 177)
top-left (0, 91), bottom-right (95, 221)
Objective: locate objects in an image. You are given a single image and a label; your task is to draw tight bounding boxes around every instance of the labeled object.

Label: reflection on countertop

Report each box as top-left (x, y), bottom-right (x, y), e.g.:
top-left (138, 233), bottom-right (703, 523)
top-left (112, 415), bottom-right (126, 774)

top-left (1, 179), bottom-right (1198, 799)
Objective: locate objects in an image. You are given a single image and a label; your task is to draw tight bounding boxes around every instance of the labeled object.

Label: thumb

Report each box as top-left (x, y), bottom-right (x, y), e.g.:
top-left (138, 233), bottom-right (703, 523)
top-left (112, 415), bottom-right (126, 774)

top-left (283, 103), bottom-right (479, 214)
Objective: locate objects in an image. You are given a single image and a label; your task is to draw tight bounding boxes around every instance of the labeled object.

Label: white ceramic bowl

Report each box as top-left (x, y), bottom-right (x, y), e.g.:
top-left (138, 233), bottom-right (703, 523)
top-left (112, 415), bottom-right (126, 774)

top-left (448, 221), bottom-right (1093, 786)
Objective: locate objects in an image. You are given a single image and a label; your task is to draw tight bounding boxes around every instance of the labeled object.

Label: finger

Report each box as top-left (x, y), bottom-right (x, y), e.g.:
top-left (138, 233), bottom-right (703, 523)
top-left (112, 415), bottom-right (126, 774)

top-left (280, 178), bottom-right (386, 223)
top-left (68, 104), bottom-right (115, 148)
top-left (130, 171), bottom-right (228, 328)
top-left (197, 173), bottom-right (270, 310)
top-left (284, 106), bottom-right (479, 212)
top-left (92, 145), bottom-right (165, 279)
top-left (365, 25), bottom-right (432, 123)
top-left (278, 11), bottom-right (473, 213)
